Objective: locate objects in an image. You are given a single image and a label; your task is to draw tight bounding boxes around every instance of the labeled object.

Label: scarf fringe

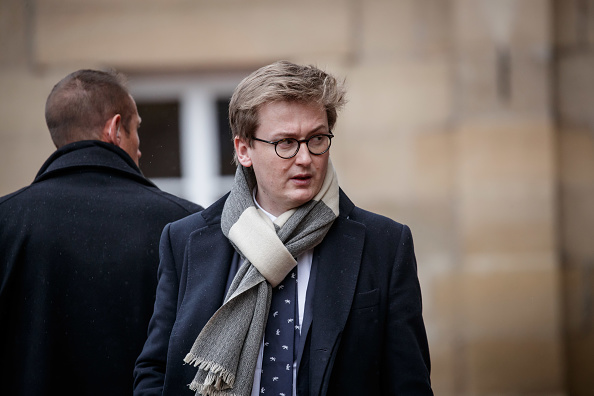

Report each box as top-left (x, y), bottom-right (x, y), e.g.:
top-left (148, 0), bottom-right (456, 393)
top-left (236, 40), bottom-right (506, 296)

top-left (184, 353), bottom-right (236, 389)
top-left (188, 380), bottom-right (239, 396)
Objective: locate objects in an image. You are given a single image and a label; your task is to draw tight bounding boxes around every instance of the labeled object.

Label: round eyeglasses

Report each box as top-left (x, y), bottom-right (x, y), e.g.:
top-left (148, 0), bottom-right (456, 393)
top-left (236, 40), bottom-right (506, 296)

top-left (251, 133), bottom-right (334, 159)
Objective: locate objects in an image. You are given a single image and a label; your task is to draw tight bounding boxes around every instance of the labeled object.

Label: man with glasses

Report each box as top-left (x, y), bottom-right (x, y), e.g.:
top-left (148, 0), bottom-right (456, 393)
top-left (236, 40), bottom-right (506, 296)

top-left (134, 61), bottom-right (433, 396)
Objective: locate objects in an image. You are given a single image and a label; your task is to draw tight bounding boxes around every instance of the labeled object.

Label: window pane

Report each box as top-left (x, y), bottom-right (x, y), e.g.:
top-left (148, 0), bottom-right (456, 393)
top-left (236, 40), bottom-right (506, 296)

top-left (136, 101), bottom-right (181, 178)
top-left (216, 97), bottom-right (236, 176)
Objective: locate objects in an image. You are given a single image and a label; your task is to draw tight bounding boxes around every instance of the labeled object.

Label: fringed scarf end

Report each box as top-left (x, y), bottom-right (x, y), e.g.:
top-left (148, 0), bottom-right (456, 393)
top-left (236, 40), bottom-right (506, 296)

top-left (188, 379), bottom-right (239, 396)
top-left (184, 352), bottom-right (200, 366)
top-left (184, 355), bottom-right (236, 392)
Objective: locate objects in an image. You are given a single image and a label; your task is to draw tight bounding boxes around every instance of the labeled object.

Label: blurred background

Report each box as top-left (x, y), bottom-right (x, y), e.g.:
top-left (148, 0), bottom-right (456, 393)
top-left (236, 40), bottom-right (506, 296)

top-left (1, 0), bottom-right (593, 395)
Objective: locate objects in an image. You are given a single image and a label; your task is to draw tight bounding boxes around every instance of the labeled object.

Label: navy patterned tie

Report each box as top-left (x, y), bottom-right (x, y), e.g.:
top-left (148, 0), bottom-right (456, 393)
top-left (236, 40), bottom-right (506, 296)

top-left (260, 269), bottom-right (298, 395)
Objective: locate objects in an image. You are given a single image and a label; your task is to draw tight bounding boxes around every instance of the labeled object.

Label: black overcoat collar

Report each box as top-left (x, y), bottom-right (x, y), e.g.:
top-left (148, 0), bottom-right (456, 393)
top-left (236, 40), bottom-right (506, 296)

top-left (33, 140), bottom-right (155, 187)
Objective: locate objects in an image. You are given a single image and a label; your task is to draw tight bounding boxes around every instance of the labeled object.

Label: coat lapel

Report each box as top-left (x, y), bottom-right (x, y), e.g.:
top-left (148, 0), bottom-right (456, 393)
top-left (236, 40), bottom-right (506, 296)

top-left (185, 224), bottom-right (235, 315)
top-left (184, 194), bottom-right (235, 317)
top-left (308, 194), bottom-right (366, 395)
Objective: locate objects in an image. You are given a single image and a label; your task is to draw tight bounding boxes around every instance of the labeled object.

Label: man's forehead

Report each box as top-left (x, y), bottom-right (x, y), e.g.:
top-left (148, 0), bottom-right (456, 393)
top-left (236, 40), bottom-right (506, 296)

top-left (257, 100), bottom-right (325, 115)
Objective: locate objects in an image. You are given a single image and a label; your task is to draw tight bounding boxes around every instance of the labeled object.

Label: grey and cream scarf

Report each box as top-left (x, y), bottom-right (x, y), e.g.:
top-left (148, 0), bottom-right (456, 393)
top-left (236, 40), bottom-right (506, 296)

top-left (184, 161), bottom-right (340, 396)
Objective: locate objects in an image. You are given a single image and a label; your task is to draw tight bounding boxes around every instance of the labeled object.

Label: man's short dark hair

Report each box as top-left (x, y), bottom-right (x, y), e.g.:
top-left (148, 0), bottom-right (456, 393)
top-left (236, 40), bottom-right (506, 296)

top-left (45, 69), bottom-right (135, 148)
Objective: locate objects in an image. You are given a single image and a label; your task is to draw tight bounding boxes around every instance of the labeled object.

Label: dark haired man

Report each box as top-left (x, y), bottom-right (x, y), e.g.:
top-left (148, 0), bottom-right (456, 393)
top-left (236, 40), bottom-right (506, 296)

top-left (0, 69), bottom-right (202, 395)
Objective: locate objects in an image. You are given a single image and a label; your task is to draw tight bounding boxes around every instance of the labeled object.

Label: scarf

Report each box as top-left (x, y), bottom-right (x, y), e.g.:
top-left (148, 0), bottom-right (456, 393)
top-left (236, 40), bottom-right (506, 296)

top-left (183, 161), bottom-right (340, 396)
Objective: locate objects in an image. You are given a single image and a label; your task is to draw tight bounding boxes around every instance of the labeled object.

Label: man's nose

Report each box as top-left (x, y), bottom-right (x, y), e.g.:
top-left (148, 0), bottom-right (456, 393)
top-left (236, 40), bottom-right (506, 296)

top-left (294, 141), bottom-right (312, 164)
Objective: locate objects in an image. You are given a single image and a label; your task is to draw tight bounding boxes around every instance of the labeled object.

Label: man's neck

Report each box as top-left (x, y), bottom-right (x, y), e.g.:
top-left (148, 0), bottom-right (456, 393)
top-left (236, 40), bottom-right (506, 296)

top-left (253, 189), bottom-right (277, 221)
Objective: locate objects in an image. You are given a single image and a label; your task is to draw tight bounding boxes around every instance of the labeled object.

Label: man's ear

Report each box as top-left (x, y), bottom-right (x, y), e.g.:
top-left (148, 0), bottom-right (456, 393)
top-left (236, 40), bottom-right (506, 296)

top-left (102, 114), bottom-right (122, 146)
top-left (234, 136), bottom-right (252, 167)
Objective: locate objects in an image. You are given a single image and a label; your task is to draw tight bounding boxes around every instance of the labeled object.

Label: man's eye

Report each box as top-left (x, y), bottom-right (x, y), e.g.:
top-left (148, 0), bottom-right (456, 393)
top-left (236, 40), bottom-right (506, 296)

top-left (277, 139), bottom-right (294, 149)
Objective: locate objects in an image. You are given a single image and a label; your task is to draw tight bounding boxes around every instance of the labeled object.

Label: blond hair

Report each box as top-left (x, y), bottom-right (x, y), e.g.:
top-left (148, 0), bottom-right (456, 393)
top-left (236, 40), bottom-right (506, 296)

top-left (229, 61), bottom-right (347, 163)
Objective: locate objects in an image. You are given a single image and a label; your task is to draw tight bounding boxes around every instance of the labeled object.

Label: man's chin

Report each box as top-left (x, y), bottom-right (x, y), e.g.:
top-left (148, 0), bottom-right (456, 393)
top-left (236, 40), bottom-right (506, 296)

top-left (287, 191), bottom-right (317, 208)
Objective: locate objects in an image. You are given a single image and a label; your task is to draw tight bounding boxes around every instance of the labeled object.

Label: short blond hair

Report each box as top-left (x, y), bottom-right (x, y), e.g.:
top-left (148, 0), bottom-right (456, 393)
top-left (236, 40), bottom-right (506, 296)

top-left (229, 61), bottom-right (347, 163)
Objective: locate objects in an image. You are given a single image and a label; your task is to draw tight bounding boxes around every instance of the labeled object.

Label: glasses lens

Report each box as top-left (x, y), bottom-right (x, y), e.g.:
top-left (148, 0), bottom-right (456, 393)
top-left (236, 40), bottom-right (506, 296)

top-left (276, 138), bottom-right (299, 159)
top-left (308, 135), bottom-right (331, 154)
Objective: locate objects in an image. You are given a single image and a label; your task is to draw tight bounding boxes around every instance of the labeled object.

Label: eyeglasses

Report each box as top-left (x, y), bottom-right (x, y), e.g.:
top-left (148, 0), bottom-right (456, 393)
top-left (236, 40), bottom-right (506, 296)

top-left (251, 133), bottom-right (334, 159)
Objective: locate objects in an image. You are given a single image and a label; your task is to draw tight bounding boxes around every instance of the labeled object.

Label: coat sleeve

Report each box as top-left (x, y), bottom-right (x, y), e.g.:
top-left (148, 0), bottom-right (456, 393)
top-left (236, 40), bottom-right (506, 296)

top-left (384, 224), bottom-right (434, 395)
top-left (133, 223), bottom-right (180, 395)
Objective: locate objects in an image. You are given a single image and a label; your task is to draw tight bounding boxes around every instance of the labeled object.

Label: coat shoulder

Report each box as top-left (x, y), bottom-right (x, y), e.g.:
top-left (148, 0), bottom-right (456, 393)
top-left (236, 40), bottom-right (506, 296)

top-left (140, 186), bottom-right (203, 215)
top-left (166, 191), bottom-right (227, 236)
top-left (341, 192), bottom-right (409, 241)
top-left (0, 185), bottom-right (31, 206)
top-left (168, 210), bottom-right (208, 233)
top-left (349, 205), bottom-right (404, 228)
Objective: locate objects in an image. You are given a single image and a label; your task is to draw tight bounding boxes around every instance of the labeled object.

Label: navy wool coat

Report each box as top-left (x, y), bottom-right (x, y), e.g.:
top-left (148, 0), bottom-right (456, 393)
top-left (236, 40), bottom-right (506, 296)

top-left (0, 141), bottom-right (202, 396)
top-left (133, 189), bottom-right (433, 395)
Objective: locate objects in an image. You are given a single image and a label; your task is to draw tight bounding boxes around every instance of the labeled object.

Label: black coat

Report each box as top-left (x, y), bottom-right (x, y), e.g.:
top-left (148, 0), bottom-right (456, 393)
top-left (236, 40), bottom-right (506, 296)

top-left (0, 141), bottom-right (202, 396)
top-left (133, 190), bottom-right (433, 396)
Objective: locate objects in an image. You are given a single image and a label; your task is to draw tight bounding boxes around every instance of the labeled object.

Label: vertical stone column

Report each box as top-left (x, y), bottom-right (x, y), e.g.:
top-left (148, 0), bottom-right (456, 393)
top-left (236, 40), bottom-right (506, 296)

top-left (555, 0), bottom-right (594, 395)
top-left (451, 0), bottom-right (564, 394)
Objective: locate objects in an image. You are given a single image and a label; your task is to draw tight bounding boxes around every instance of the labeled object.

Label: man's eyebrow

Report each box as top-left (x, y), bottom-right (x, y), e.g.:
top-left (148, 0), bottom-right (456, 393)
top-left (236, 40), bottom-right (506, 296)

top-left (309, 125), bottom-right (328, 134)
top-left (270, 125), bottom-right (328, 139)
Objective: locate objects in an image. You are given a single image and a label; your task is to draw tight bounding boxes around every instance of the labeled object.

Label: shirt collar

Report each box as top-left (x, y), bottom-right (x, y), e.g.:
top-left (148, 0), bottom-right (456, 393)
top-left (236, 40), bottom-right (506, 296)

top-left (252, 188), bottom-right (277, 222)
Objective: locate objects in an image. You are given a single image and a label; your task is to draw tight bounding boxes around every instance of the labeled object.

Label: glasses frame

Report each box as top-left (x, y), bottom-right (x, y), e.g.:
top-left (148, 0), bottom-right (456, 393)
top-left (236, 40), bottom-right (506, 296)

top-left (251, 132), bottom-right (334, 159)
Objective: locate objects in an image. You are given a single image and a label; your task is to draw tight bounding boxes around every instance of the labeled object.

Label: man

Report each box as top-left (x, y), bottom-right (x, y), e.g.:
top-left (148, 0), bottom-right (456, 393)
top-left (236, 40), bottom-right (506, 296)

top-left (133, 61), bottom-right (433, 395)
top-left (0, 69), bottom-right (202, 395)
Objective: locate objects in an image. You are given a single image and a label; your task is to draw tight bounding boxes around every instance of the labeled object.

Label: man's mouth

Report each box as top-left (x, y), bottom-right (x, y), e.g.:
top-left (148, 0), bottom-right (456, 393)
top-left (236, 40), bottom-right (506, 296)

top-left (291, 174), bottom-right (312, 185)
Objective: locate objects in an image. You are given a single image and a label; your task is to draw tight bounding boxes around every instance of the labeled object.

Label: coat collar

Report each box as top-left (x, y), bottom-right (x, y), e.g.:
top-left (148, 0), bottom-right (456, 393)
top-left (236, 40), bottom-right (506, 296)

top-left (199, 191), bottom-right (230, 225)
top-left (33, 140), bottom-right (155, 187)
